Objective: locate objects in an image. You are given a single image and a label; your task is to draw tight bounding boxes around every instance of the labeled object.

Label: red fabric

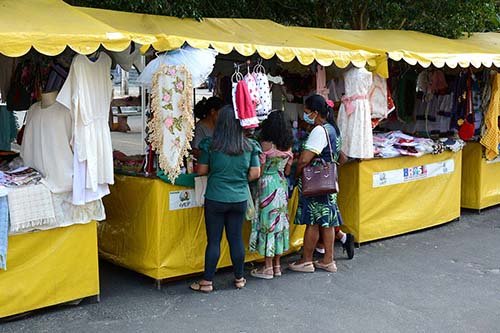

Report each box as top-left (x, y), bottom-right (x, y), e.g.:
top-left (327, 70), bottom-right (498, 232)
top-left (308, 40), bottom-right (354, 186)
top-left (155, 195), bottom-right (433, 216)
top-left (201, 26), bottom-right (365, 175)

top-left (235, 80), bottom-right (258, 129)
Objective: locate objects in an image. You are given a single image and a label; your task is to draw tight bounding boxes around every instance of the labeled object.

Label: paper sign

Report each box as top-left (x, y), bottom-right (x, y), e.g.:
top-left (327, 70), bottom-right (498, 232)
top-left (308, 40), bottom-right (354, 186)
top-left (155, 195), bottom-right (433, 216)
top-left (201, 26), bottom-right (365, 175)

top-left (373, 159), bottom-right (455, 188)
top-left (169, 190), bottom-right (201, 211)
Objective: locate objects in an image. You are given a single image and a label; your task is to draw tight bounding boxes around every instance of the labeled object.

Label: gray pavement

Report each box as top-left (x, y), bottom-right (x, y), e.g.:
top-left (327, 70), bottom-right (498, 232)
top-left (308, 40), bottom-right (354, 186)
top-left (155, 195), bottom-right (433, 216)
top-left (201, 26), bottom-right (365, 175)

top-left (1, 207), bottom-right (500, 333)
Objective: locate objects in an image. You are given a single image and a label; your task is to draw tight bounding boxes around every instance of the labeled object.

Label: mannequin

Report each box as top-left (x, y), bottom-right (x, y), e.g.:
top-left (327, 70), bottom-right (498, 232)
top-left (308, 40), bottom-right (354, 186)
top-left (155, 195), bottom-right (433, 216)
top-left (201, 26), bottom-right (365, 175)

top-left (40, 91), bottom-right (58, 109)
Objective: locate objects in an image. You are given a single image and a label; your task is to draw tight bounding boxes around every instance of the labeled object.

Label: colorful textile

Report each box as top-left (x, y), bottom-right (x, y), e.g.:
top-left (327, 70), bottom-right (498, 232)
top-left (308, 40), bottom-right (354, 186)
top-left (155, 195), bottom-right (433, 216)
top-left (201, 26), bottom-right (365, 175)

top-left (249, 144), bottom-right (292, 257)
top-left (235, 80), bottom-right (259, 129)
top-left (148, 65), bottom-right (194, 182)
top-left (295, 124), bottom-right (343, 228)
top-left (0, 195), bottom-right (8, 270)
top-left (480, 73), bottom-right (500, 160)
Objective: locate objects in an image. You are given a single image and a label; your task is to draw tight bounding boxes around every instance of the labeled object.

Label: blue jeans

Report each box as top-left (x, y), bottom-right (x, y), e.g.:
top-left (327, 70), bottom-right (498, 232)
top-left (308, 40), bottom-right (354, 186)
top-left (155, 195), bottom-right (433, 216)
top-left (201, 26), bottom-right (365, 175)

top-left (203, 199), bottom-right (247, 281)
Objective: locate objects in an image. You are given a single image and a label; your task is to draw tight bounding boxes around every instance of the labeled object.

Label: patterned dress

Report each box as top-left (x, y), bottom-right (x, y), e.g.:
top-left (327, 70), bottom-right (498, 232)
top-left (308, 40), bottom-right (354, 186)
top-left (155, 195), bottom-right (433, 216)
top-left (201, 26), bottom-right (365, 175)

top-left (249, 144), bottom-right (292, 257)
top-left (295, 123), bottom-right (343, 228)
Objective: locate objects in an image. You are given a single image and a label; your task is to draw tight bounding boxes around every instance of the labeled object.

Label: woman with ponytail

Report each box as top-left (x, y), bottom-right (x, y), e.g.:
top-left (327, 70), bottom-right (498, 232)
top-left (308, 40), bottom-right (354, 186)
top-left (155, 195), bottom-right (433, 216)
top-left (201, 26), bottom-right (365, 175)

top-left (289, 94), bottom-right (353, 274)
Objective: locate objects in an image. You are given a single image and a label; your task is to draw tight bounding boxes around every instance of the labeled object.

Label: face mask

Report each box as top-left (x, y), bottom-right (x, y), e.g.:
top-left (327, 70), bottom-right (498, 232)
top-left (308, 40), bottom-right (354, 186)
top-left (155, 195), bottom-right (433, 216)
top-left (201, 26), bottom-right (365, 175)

top-left (303, 112), bottom-right (316, 125)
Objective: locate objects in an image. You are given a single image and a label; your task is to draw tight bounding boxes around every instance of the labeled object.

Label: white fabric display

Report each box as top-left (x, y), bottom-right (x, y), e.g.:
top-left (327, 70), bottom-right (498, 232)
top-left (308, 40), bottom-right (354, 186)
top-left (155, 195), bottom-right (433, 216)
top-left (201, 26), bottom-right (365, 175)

top-left (253, 72), bottom-right (272, 121)
top-left (328, 78), bottom-right (345, 102)
top-left (109, 45), bottom-right (144, 72)
top-left (337, 67), bottom-right (374, 159)
top-left (57, 53), bottom-right (114, 204)
top-left (72, 145), bottom-right (110, 205)
top-left (369, 74), bottom-right (389, 120)
top-left (148, 65), bottom-right (194, 182)
top-left (21, 102), bottom-right (73, 193)
top-left (138, 46), bottom-right (218, 88)
top-left (8, 184), bottom-right (57, 234)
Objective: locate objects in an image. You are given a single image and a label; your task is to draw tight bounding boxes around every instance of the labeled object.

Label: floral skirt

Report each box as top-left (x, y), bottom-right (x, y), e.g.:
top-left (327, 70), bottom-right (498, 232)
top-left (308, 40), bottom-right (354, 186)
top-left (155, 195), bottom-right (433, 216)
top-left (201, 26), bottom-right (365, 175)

top-left (249, 173), bottom-right (290, 257)
top-left (294, 178), bottom-right (342, 228)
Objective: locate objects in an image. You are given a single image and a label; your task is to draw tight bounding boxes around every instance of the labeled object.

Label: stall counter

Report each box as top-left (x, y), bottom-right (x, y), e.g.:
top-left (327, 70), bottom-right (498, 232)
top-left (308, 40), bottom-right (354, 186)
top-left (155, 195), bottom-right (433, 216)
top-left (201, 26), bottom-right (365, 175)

top-left (338, 151), bottom-right (462, 243)
top-left (0, 222), bottom-right (99, 318)
top-left (99, 176), bottom-right (306, 281)
top-left (461, 142), bottom-right (500, 210)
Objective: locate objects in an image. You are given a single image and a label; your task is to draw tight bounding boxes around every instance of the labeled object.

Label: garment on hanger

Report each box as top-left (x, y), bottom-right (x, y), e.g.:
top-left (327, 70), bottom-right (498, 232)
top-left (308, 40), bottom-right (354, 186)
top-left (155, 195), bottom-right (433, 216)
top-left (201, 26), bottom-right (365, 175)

top-left (244, 73), bottom-right (259, 110)
top-left (235, 80), bottom-right (259, 129)
top-left (57, 53), bottom-right (114, 204)
top-left (253, 72), bottom-right (272, 121)
top-left (327, 77), bottom-right (345, 102)
top-left (138, 46), bottom-right (218, 88)
top-left (480, 72), bottom-right (500, 160)
top-left (0, 105), bottom-right (17, 151)
top-left (316, 65), bottom-right (329, 100)
top-left (0, 55), bottom-right (14, 102)
top-left (337, 67), bottom-right (374, 159)
top-left (21, 101), bottom-right (73, 193)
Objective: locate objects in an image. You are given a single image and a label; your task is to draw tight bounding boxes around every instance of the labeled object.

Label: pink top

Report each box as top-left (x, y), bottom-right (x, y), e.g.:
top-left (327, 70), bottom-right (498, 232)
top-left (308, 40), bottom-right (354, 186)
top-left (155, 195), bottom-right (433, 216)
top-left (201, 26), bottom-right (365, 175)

top-left (260, 141), bottom-right (293, 166)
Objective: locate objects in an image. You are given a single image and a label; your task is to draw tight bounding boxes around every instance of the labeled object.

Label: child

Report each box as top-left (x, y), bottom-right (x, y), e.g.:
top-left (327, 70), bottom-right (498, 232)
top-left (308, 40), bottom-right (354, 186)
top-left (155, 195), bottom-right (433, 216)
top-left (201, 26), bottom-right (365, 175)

top-left (249, 111), bottom-right (294, 279)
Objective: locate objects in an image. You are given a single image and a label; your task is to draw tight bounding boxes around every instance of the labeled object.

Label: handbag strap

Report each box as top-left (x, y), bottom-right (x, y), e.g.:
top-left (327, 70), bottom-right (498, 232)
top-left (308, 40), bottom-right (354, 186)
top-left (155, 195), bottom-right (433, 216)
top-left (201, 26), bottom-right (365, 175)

top-left (321, 124), bottom-right (337, 165)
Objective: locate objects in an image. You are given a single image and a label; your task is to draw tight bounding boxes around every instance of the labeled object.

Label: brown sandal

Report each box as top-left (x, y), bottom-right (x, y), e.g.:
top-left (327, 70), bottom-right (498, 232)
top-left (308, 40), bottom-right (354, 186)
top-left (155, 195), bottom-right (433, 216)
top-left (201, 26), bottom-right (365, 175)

top-left (234, 277), bottom-right (247, 289)
top-left (250, 267), bottom-right (274, 280)
top-left (288, 261), bottom-right (315, 273)
top-left (273, 265), bottom-right (282, 277)
top-left (190, 280), bottom-right (213, 293)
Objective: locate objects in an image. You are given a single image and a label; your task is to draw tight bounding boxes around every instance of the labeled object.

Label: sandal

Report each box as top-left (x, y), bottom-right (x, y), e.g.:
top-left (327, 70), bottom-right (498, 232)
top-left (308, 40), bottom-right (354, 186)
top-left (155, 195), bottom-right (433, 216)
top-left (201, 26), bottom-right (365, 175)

top-left (288, 261), bottom-right (315, 273)
top-left (190, 280), bottom-right (213, 293)
top-left (250, 267), bottom-right (274, 280)
top-left (313, 260), bottom-right (337, 273)
top-left (273, 265), bottom-right (282, 277)
top-left (234, 277), bottom-right (247, 289)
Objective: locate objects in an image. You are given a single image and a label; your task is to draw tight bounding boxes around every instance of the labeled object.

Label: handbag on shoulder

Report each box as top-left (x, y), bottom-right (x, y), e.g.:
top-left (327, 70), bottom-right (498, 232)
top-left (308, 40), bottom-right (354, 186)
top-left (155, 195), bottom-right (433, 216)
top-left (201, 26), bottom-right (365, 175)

top-left (301, 125), bottom-right (339, 197)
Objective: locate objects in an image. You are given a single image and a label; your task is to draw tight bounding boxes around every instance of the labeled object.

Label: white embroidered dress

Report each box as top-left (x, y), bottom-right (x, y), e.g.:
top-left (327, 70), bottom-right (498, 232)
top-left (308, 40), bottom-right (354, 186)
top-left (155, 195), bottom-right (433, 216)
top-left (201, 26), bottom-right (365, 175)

top-left (337, 67), bottom-right (374, 159)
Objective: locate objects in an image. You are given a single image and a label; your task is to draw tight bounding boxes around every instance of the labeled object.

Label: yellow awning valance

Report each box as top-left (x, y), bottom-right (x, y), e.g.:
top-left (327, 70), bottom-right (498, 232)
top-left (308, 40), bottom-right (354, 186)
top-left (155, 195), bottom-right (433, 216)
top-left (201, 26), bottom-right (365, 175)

top-left (0, 0), bottom-right (140, 57)
top-left (459, 32), bottom-right (500, 54)
top-left (79, 7), bottom-right (388, 75)
top-left (300, 28), bottom-right (500, 69)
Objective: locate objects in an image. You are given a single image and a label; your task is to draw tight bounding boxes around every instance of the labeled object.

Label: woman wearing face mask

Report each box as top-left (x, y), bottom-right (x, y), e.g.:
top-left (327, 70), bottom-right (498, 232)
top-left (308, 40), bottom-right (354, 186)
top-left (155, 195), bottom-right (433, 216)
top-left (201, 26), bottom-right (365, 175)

top-left (289, 94), bottom-right (348, 273)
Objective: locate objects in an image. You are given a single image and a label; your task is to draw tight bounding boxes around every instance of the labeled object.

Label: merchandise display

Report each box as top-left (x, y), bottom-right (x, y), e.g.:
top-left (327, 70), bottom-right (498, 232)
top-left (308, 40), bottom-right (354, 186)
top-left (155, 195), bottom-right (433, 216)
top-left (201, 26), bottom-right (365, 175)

top-left (148, 65), bottom-right (194, 182)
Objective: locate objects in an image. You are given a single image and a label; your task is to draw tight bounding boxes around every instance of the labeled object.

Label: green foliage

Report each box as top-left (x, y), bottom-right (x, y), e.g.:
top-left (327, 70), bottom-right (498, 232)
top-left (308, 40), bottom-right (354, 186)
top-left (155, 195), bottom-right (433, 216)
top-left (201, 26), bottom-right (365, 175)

top-left (66, 0), bottom-right (499, 38)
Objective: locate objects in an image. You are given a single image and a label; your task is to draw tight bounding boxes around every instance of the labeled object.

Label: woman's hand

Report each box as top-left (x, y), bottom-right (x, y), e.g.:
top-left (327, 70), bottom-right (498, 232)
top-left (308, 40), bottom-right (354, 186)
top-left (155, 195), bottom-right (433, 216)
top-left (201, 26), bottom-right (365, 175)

top-left (295, 150), bottom-right (316, 178)
top-left (248, 167), bottom-right (261, 182)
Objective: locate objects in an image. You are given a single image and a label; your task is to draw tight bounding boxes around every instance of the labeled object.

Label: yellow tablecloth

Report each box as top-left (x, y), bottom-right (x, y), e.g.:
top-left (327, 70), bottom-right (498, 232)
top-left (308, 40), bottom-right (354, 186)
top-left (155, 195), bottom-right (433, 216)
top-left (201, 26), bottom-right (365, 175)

top-left (0, 222), bottom-right (99, 318)
top-left (338, 151), bottom-right (462, 243)
top-left (461, 142), bottom-right (500, 210)
top-left (100, 176), bottom-right (305, 280)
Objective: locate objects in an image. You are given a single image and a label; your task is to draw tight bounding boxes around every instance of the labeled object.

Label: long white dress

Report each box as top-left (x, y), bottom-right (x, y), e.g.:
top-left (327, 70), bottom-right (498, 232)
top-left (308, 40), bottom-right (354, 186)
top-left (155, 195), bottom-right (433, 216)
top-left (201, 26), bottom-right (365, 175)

top-left (337, 67), bottom-right (374, 159)
top-left (57, 53), bottom-right (114, 204)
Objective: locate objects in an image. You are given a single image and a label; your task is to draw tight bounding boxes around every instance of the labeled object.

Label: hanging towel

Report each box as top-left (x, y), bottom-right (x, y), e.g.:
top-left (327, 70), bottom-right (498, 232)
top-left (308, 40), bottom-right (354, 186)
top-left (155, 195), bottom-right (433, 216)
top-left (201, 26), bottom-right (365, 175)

top-left (0, 195), bottom-right (8, 270)
top-left (480, 73), bottom-right (500, 160)
top-left (8, 184), bottom-right (56, 234)
top-left (236, 80), bottom-right (259, 129)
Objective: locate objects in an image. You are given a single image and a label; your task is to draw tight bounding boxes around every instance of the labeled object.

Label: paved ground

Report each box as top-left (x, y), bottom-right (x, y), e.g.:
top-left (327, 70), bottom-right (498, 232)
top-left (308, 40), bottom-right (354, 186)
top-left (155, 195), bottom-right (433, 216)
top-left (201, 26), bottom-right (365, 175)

top-left (1, 206), bottom-right (499, 333)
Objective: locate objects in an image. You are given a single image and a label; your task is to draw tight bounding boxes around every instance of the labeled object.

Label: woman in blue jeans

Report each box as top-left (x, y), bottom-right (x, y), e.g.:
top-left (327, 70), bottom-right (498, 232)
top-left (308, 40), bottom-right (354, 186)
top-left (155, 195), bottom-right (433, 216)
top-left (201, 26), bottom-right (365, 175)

top-left (190, 106), bottom-right (261, 293)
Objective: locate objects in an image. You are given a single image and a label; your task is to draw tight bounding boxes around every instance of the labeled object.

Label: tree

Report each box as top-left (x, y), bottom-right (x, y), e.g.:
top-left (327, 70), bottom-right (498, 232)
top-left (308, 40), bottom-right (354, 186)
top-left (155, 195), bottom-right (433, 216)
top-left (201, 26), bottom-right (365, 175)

top-left (66, 0), bottom-right (499, 38)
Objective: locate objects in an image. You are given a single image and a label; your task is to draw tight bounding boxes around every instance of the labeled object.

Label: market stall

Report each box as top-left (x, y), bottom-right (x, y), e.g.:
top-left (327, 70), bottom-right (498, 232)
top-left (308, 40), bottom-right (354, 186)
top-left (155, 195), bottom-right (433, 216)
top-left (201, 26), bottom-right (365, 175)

top-left (459, 33), bottom-right (500, 210)
top-left (290, 27), bottom-right (500, 242)
top-left (0, 0), bottom-right (150, 318)
top-left (75, 7), bottom-right (391, 281)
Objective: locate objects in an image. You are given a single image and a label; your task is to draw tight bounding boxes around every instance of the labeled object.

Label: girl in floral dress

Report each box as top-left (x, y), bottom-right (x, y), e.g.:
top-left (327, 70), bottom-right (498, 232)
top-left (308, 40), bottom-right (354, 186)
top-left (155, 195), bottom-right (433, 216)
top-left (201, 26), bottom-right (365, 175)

top-left (250, 111), bottom-right (294, 279)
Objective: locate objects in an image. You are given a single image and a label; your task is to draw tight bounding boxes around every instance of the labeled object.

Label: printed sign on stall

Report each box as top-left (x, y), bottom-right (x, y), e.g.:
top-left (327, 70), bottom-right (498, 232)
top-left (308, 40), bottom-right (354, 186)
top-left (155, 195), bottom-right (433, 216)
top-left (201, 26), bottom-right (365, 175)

top-left (169, 190), bottom-right (201, 211)
top-left (373, 159), bottom-right (454, 188)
